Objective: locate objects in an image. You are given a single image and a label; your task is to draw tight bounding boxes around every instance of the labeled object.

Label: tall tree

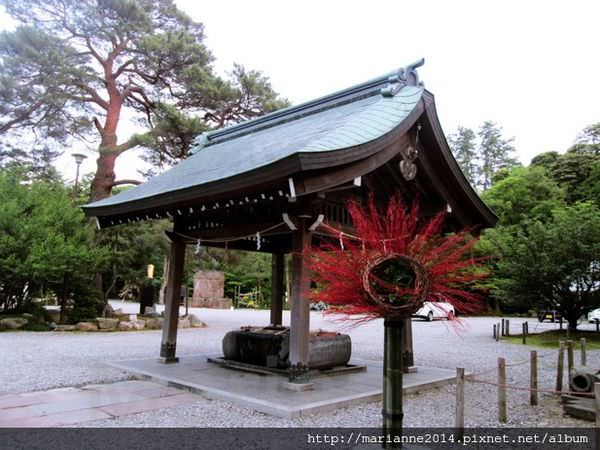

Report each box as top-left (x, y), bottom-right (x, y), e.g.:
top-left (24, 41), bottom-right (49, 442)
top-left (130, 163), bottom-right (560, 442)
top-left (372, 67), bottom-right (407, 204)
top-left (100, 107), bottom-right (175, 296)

top-left (477, 121), bottom-right (519, 190)
top-left (531, 150), bottom-right (600, 204)
top-left (0, 0), bottom-right (288, 200)
top-left (448, 126), bottom-right (477, 185)
top-left (492, 203), bottom-right (600, 330)
top-left (569, 122), bottom-right (600, 155)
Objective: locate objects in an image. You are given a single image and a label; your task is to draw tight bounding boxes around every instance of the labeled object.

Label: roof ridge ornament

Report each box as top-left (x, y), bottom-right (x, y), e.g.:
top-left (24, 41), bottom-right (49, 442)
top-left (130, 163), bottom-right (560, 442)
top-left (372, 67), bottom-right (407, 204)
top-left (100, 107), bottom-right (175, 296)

top-left (189, 132), bottom-right (210, 155)
top-left (380, 58), bottom-right (425, 97)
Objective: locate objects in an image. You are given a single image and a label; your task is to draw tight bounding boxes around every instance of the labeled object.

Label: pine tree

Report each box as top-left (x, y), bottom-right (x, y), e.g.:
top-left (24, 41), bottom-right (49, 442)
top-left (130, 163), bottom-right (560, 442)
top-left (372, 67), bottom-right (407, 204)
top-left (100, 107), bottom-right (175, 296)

top-left (477, 121), bottom-right (519, 190)
top-left (448, 126), bottom-right (477, 185)
top-left (0, 0), bottom-right (288, 200)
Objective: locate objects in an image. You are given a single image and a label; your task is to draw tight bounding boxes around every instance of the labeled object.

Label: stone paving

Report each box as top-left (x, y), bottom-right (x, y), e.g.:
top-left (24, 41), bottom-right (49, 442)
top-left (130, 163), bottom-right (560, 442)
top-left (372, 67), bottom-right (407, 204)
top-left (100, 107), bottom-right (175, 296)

top-left (0, 380), bottom-right (201, 427)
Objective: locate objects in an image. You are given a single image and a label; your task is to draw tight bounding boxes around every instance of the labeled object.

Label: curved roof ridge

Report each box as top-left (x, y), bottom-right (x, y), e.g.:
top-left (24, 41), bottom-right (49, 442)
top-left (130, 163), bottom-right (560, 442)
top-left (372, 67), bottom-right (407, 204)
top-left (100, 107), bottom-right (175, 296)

top-left (190, 69), bottom-right (400, 153)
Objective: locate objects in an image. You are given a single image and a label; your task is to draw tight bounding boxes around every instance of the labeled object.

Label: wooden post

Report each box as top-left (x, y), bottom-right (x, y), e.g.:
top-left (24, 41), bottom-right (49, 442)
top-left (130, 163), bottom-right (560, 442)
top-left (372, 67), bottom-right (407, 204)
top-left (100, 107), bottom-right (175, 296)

top-left (159, 236), bottom-right (185, 363)
top-left (383, 319), bottom-right (403, 447)
top-left (493, 324), bottom-right (497, 340)
top-left (567, 340), bottom-right (574, 374)
top-left (270, 252), bottom-right (284, 326)
top-left (288, 223), bottom-right (312, 383)
top-left (595, 319), bottom-right (599, 333)
top-left (501, 319), bottom-right (505, 336)
top-left (455, 367), bottom-right (465, 438)
top-left (496, 323), bottom-right (500, 341)
top-left (525, 321), bottom-right (529, 335)
top-left (498, 357), bottom-right (507, 423)
top-left (522, 323), bottom-right (527, 345)
top-left (530, 350), bottom-right (538, 406)
top-left (505, 319), bottom-right (510, 337)
top-left (580, 338), bottom-right (587, 366)
top-left (556, 341), bottom-right (564, 393)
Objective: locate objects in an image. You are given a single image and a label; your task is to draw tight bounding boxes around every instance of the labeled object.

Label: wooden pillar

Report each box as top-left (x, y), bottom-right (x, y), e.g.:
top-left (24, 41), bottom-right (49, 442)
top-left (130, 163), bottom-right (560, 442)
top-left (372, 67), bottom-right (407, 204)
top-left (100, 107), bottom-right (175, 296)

top-left (288, 223), bottom-right (312, 382)
top-left (270, 252), bottom-right (284, 326)
top-left (159, 236), bottom-right (185, 364)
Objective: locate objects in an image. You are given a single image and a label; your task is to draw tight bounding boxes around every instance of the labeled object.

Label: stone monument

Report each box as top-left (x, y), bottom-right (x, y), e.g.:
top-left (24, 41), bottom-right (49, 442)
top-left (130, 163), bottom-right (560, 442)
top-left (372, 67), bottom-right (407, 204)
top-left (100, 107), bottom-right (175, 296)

top-left (191, 270), bottom-right (232, 309)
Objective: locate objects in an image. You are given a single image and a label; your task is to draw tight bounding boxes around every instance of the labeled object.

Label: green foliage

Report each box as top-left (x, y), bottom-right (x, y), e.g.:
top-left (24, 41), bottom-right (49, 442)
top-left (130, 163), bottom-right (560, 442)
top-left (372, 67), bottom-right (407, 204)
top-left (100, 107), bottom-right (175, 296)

top-left (531, 150), bottom-right (600, 204)
top-left (0, 0), bottom-right (289, 198)
top-left (0, 167), bottom-right (109, 315)
top-left (96, 219), bottom-right (170, 301)
top-left (569, 122), bottom-right (600, 155)
top-left (448, 126), bottom-right (477, 186)
top-left (222, 251), bottom-right (272, 309)
top-left (448, 121), bottom-right (519, 191)
top-left (491, 203), bottom-right (600, 328)
top-left (478, 121), bottom-right (519, 190)
top-left (481, 166), bottom-right (565, 227)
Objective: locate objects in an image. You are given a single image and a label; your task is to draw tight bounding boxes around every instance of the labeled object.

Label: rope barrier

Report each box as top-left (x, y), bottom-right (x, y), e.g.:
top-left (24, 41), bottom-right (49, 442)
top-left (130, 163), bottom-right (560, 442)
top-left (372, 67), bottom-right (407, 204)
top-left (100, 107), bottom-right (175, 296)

top-left (464, 377), bottom-right (594, 397)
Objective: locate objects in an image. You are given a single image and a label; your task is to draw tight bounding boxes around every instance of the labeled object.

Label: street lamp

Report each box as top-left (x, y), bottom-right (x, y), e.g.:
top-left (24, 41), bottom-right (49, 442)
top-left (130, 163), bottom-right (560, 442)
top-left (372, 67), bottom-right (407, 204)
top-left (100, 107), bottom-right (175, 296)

top-left (71, 153), bottom-right (87, 202)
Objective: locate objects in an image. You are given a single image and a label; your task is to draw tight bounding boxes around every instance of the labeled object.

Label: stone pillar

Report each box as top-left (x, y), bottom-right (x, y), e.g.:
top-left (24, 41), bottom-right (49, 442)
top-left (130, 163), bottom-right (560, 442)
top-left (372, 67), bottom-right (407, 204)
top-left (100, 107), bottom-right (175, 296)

top-left (288, 223), bottom-right (311, 382)
top-left (159, 236), bottom-right (185, 364)
top-left (270, 253), bottom-right (284, 326)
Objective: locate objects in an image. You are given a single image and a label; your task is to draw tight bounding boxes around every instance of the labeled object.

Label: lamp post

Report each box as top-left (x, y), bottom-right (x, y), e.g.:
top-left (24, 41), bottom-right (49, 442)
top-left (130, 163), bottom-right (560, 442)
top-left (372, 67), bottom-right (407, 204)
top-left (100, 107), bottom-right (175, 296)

top-left (71, 153), bottom-right (87, 202)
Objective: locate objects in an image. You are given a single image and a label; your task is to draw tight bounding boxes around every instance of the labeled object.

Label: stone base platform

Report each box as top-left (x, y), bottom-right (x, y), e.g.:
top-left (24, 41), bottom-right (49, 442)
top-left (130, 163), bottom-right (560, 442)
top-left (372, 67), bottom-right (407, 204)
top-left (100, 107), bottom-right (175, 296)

top-left (108, 355), bottom-right (456, 419)
top-left (189, 298), bottom-right (232, 309)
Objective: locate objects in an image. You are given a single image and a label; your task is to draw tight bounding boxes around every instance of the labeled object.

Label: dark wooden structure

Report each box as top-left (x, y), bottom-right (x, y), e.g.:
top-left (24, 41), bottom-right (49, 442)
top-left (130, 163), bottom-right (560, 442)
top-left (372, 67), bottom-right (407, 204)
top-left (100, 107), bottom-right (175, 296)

top-left (83, 59), bottom-right (497, 382)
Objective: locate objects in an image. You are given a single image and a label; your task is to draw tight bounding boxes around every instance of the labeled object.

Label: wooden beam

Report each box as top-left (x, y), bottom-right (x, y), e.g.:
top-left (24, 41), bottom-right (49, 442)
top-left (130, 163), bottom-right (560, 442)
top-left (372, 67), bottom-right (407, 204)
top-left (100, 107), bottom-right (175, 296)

top-left (159, 235), bottom-right (185, 363)
top-left (288, 219), bottom-right (312, 382)
top-left (270, 253), bottom-right (285, 326)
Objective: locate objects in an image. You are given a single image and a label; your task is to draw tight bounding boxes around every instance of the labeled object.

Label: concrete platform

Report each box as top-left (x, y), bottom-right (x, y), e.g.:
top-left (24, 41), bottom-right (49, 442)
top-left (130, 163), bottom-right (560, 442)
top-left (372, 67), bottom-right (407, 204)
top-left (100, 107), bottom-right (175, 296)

top-left (108, 355), bottom-right (455, 419)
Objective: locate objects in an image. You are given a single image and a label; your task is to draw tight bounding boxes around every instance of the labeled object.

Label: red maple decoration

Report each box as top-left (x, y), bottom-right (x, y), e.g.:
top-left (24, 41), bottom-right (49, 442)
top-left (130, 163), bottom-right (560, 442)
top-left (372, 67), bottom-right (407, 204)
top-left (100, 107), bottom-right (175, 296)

top-left (311, 195), bottom-right (487, 324)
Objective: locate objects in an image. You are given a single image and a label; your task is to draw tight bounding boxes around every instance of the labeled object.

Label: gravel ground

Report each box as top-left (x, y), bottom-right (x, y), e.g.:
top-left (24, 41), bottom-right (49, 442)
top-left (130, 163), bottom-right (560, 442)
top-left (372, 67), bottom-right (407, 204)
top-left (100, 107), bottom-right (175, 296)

top-left (1, 301), bottom-right (598, 428)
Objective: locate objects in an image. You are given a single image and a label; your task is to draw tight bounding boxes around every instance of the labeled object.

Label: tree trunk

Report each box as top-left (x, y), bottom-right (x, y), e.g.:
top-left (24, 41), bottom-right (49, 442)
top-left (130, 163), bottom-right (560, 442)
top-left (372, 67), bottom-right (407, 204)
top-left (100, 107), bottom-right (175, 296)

top-left (90, 152), bottom-right (118, 201)
top-left (59, 274), bottom-right (69, 325)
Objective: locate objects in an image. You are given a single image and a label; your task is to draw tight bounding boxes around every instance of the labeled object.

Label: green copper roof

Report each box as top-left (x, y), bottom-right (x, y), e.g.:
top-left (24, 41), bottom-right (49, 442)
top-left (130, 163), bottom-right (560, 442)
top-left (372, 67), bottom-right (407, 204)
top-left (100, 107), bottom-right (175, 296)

top-left (84, 68), bottom-right (424, 212)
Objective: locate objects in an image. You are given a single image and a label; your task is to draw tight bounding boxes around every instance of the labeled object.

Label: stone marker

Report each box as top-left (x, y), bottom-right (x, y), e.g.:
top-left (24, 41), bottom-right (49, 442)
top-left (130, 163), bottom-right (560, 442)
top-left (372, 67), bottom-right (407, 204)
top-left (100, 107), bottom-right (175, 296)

top-left (178, 318), bottom-right (191, 329)
top-left (191, 270), bottom-right (232, 309)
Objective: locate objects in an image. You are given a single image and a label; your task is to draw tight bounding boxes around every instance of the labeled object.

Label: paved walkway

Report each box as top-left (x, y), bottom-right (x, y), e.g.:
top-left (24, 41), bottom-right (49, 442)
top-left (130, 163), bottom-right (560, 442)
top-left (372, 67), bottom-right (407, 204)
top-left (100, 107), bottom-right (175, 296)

top-left (0, 380), bottom-right (200, 427)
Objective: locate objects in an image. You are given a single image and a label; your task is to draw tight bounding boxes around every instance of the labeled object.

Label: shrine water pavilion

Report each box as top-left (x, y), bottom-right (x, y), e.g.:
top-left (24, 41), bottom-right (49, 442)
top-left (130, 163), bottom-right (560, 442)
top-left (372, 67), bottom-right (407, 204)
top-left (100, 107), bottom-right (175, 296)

top-left (83, 59), bottom-right (496, 384)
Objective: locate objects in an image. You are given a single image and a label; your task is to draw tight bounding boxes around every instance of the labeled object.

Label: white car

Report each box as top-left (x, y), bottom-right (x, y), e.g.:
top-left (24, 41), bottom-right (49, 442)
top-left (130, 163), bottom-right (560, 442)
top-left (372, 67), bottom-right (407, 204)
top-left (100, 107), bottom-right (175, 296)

top-left (413, 301), bottom-right (455, 321)
top-left (588, 308), bottom-right (600, 323)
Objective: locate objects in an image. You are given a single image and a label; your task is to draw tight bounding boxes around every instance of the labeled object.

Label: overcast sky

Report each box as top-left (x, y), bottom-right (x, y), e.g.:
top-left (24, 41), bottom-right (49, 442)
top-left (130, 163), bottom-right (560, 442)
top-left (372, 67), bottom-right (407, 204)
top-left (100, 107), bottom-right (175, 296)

top-left (39, 0), bottom-right (600, 181)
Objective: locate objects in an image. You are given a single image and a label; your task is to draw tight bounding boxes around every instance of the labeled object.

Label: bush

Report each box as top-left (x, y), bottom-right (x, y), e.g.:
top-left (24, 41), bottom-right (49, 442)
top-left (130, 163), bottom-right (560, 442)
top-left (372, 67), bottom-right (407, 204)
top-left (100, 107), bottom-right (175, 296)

top-left (68, 294), bottom-right (103, 324)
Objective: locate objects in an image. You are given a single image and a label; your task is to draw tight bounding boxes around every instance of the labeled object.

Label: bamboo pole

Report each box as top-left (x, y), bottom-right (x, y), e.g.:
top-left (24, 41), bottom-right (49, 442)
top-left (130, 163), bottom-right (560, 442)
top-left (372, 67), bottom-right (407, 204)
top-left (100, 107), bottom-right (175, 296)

top-left (498, 357), bottom-right (507, 423)
top-left (530, 350), bottom-right (538, 406)
top-left (580, 338), bottom-right (587, 366)
top-left (556, 341), bottom-right (564, 393)
top-left (383, 319), bottom-right (403, 448)
top-left (595, 383), bottom-right (600, 429)
top-left (455, 368), bottom-right (464, 439)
